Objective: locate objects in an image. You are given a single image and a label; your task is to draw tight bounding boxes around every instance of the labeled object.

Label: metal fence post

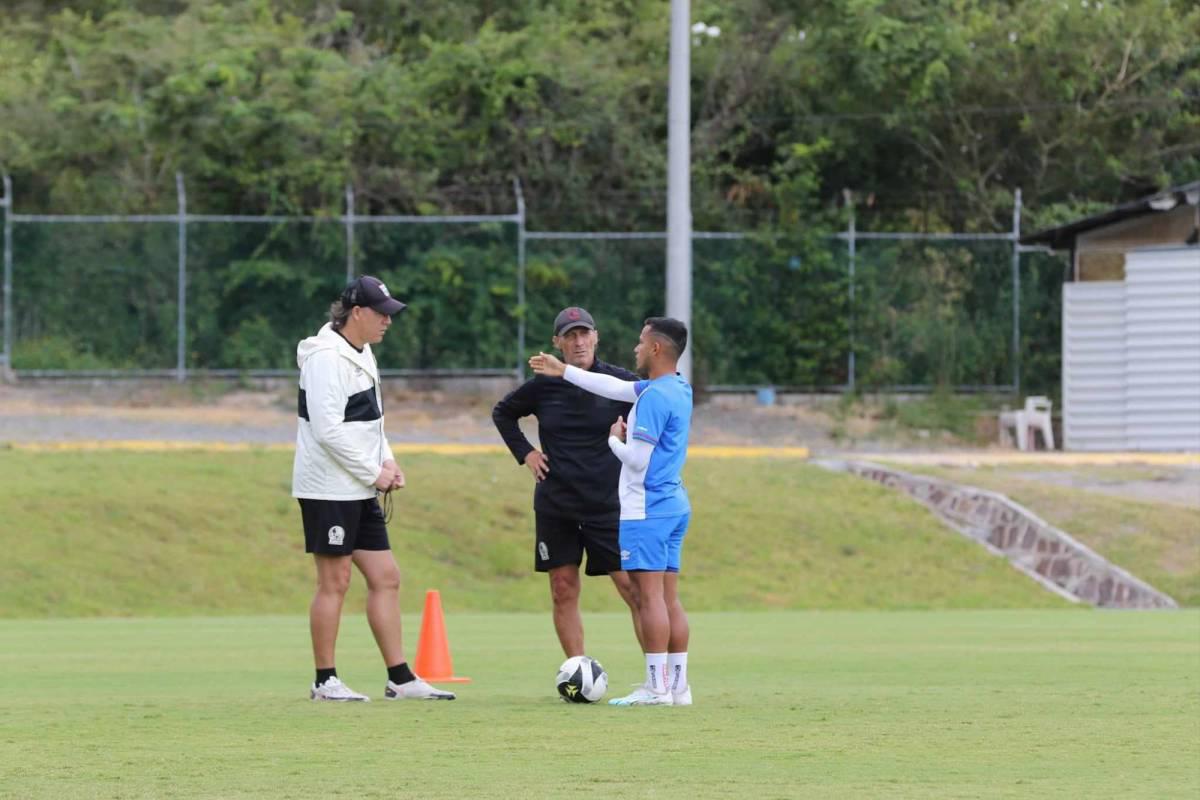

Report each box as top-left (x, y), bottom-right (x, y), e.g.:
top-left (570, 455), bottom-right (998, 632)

top-left (845, 189), bottom-right (856, 393)
top-left (514, 178), bottom-right (527, 381)
top-left (176, 172), bottom-right (187, 382)
top-left (666, 0), bottom-right (693, 380)
top-left (1012, 187), bottom-right (1022, 397)
top-left (1, 175), bottom-right (11, 374)
top-left (1, 175), bottom-right (10, 373)
top-left (345, 185), bottom-right (355, 282)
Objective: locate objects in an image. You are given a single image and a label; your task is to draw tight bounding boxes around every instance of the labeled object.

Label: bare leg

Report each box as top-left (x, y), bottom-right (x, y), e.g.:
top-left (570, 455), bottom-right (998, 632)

top-left (664, 572), bottom-right (689, 653)
top-left (630, 571), bottom-right (669, 653)
top-left (310, 554), bottom-right (352, 669)
top-left (549, 565), bottom-right (584, 657)
top-left (609, 570), bottom-right (645, 650)
top-left (352, 549), bottom-right (406, 666)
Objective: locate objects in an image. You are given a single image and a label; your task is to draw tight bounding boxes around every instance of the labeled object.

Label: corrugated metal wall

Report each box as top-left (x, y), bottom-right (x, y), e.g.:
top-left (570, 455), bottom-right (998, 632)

top-left (1063, 282), bottom-right (1126, 450)
top-left (1124, 248), bottom-right (1200, 450)
top-left (1063, 246), bottom-right (1200, 451)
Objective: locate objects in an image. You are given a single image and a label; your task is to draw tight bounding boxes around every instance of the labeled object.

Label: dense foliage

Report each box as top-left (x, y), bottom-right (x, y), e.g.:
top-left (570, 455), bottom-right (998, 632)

top-left (1, 1), bottom-right (1195, 386)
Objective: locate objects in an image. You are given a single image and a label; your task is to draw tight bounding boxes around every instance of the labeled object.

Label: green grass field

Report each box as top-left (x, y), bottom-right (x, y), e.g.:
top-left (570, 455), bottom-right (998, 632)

top-left (2, 611), bottom-right (1197, 799)
top-left (3, 449), bottom-right (1197, 797)
top-left (0, 450), bottom-right (1068, 617)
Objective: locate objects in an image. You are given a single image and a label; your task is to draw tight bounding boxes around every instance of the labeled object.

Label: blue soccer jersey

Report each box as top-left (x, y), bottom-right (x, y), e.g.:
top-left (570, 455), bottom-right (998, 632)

top-left (618, 373), bottom-right (692, 520)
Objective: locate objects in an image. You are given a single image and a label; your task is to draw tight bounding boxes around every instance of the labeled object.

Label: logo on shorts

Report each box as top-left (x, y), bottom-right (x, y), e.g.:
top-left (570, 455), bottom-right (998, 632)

top-left (620, 550), bottom-right (631, 560)
top-left (328, 526), bottom-right (345, 546)
top-left (538, 541), bottom-right (549, 561)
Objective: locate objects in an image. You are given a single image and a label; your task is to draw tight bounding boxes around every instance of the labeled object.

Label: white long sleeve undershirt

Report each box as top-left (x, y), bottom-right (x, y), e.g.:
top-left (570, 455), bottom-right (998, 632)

top-left (609, 434), bottom-right (653, 471)
top-left (563, 364), bottom-right (638, 402)
top-left (562, 364), bottom-right (647, 467)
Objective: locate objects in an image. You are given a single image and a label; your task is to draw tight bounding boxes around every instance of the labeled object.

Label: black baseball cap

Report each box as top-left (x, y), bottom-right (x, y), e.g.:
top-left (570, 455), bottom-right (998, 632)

top-left (553, 306), bottom-right (595, 337)
top-left (342, 276), bottom-right (406, 316)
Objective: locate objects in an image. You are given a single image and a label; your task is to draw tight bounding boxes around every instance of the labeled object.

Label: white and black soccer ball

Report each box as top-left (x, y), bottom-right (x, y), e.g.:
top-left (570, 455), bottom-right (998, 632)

top-left (556, 655), bottom-right (608, 703)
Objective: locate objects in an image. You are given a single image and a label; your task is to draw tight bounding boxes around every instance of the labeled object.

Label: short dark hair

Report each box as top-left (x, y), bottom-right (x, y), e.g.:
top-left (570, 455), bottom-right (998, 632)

top-left (644, 317), bottom-right (688, 359)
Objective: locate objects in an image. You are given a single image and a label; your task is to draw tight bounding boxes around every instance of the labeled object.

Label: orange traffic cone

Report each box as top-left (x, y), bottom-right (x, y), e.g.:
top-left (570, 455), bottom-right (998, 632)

top-left (413, 590), bottom-right (471, 683)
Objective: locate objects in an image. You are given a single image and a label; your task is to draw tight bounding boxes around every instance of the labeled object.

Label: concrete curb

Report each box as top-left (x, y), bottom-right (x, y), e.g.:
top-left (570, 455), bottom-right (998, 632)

top-left (846, 451), bottom-right (1200, 467)
top-left (818, 459), bottom-right (1179, 609)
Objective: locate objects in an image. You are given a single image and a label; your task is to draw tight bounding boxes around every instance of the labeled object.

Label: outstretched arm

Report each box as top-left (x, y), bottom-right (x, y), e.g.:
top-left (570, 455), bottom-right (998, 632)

top-left (564, 364), bottom-right (639, 402)
top-left (528, 352), bottom-right (638, 402)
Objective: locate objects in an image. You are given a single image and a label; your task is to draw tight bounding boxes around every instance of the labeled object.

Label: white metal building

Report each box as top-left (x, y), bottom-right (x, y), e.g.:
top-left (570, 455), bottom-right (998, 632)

top-left (1024, 183), bottom-right (1200, 451)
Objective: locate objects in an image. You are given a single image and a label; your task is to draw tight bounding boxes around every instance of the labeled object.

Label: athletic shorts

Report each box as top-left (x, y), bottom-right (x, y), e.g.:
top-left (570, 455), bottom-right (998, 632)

top-left (534, 512), bottom-right (621, 576)
top-left (619, 513), bottom-right (691, 573)
top-left (298, 497), bottom-right (390, 556)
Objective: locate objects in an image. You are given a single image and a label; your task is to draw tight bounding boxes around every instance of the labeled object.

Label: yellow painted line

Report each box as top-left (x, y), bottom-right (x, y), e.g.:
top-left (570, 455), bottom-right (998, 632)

top-left (689, 446), bottom-right (809, 459)
top-left (4, 440), bottom-right (810, 459)
top-left (391, 443), bottom-right (507, 456)
top-left (858, 451), bottom-right (1200, 467)
top-left (4, 440), bottom-right (293, 453)
top-left (1, 440), bottom-right (502, 455)
top-left (396, 444), bottom-right (810, 459)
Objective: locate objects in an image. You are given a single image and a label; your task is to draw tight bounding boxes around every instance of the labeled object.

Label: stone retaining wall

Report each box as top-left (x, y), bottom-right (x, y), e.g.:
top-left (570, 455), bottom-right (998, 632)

top-left (819, 460), bottom-right (1177, 609)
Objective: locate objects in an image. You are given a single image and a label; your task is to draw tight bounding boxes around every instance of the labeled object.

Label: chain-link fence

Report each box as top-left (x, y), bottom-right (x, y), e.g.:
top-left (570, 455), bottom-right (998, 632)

top-left (0, 176), bottom-right (1061, 392)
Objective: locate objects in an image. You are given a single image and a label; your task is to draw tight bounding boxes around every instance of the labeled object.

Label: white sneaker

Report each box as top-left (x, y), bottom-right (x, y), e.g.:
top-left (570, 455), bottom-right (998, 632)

top-left (310, 676), bottom-right (369, 702)
top-left (384, 678), bottom-right (456, 700)
top-left (609, 684), bottom-right (674, 706)
top-left (672, 685), bottom-right (692, 706)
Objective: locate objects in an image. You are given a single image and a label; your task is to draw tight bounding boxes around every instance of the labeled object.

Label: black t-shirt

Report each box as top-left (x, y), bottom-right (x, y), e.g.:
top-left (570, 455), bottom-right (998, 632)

top-left (492, 359), bottom-right (638, 522)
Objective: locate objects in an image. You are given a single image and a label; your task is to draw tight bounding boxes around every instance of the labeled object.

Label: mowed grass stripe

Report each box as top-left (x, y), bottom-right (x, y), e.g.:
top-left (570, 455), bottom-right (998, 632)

top-left (0, 611), bottom-right (1196, 799)
top-left (0, 450), bottom-right (1062, 618)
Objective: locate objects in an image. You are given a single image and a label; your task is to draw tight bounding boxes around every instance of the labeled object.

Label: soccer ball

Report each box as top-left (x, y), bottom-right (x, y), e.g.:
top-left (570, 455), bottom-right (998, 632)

top-left (556, 655), bottom-right (608, 703)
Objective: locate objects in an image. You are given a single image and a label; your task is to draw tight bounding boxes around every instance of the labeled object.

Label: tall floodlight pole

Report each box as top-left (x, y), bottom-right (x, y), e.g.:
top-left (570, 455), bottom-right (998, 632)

top-left (666, 0), bottom-right (693, 379)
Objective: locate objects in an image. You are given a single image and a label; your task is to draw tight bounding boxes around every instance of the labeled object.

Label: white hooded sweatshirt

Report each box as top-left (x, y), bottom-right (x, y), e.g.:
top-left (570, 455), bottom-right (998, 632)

top-left (292, 323), bottom-right (395, 500)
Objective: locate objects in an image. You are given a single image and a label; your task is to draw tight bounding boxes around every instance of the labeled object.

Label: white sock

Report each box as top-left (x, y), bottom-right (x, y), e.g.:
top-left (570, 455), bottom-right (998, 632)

top-left (668, 652), bottom-right (688, 692)
top-left (645, 652), bottom-right (668, 694)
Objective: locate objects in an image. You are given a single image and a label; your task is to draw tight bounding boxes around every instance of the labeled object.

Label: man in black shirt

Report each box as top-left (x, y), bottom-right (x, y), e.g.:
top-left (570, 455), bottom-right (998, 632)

top-left (493, 306), bottom-right (643, 657)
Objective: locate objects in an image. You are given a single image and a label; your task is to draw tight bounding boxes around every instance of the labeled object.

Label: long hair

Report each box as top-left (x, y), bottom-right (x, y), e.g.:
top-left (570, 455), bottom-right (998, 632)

top-left (329, 300), bottom-right (353, 331)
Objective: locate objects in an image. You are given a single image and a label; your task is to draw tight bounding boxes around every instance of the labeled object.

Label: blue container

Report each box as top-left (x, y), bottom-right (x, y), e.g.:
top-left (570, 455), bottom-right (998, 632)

top-left (756, 386), bottom-right (777, 407)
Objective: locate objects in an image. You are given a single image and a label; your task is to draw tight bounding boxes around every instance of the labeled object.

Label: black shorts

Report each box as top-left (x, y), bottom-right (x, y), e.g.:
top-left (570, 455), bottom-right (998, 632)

top-left (298, 498), bottom-right (390, 556)
top-left (535, 512), bottom-right (621, 576)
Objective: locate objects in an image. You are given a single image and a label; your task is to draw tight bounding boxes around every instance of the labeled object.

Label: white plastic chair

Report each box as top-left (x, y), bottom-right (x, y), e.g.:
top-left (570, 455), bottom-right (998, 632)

top-left (998, 396), bottom-right (1055, 450)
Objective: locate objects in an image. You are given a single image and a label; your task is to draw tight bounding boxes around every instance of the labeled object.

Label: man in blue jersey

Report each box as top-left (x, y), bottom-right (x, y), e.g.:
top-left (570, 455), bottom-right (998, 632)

top-left (530, 317), bottom-right (693, 706)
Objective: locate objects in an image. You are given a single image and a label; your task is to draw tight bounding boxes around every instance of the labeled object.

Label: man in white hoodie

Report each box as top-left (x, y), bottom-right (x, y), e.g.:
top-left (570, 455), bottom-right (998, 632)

top-left (293, 275), bottom-right (454, 702)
